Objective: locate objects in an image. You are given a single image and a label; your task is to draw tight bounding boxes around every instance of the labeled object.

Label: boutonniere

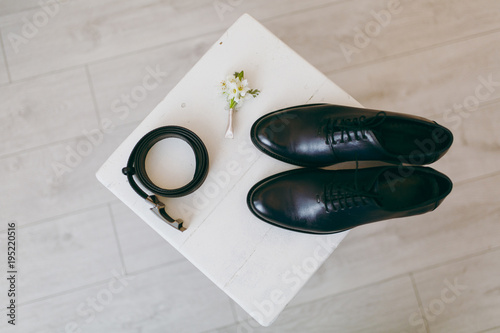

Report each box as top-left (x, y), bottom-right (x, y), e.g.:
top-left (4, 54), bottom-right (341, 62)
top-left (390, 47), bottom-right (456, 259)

top-left (220, 70), bottom-right (260, 138)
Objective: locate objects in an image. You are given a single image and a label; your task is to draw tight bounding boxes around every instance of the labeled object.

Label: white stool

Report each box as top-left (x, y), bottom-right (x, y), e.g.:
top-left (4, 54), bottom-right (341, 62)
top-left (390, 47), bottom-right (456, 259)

top-left (96, 14), bottom-right (362, 326)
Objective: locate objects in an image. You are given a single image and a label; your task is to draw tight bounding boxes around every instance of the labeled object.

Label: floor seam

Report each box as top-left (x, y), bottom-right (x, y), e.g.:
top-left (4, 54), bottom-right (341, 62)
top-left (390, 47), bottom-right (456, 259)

top-left (0, 27), bottom-right (13, 83)
top-left (454, 170), bottom-right (500, 187)
top-left (126, 258), bottom-right (187, 277)
top-left (259, 0), bottom-right (352, 24)
top-left (85, 64), bottom-right (102, 127)
top-left (278, 245), bottom-right (500, 314)
top-left (425, 96), bottom-right (500, 121)
top-left (16, 258), bottom-right (188, 307)
top-left (0, 200), bottom-right (120, 232)
top-left (409, 272), bottom-right (431, 333)
top-left (228, 298), bottom-right (240, 325)
top-left (477, 325), bottom-right (500, 333)
top-left (17, 276), bottom-right (121, 307)
top-left (3, 1), bottom-right (497, 90)
top-left (327, 27), bottom-right (500, 76)
top-left (107, 203), bottom-right (128, 275)
top-left (0, 120), bottom-right (140, 160)
top-left (0, 63), bottom-right (85, 88)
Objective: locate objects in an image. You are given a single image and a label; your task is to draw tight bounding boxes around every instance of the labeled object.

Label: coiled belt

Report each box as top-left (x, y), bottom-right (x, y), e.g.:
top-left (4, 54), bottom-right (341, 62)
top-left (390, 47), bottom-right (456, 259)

top-left (122, 126), bottom-right (209, 232)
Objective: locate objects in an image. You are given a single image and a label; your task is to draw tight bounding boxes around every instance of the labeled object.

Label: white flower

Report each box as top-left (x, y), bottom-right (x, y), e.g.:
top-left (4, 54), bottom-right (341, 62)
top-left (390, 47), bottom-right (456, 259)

top-left (236, 78), bottom-right (249, 98)
top-left (220, 70), bottom-right (260, 138)
top-left (220, 79), bottom-right (229, 92)
top-left (227, 80), bottom-right (239, 99)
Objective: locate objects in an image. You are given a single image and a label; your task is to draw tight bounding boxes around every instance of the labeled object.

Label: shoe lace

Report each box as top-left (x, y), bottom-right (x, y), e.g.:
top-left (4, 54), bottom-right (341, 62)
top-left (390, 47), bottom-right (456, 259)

top-left (318, 158), bottom-right (381, 213)
top-left (320, 183), bottom-right (380, 212)
top-left (324, 111), bottom-right (386, 146)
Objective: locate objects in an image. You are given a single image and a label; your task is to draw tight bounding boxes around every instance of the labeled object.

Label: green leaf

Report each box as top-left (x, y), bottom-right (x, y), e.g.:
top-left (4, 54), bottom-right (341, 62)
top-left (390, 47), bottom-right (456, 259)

top-left (233, 70), bottom-right (244, 81)
top-left (248, 89), bottom-right (260, 97)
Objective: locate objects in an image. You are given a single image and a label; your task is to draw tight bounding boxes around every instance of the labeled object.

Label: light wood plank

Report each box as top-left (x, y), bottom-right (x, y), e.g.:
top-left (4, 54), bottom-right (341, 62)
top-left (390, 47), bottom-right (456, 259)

top-left (0, 0), bottom-right (41, 17)
top-left (0, 0), bottom-right (338, 81)
top-left (480, 327), bottom-right (500, 333)
top-left (0, 123), bottom-right (136, 229)
top-left (0, 206), bottom-right (122, 304)
top-left (413, 249), bottom-right (500, 333)
top-left (329, 31), bottom-right (500, 184)
top-left (110, 201), bottom-right (184, 274)
top-left (214, 275), bottom-right (420, 332)
top-left (264, 0), bottom-right (500, 75)
top-left (433, 101), bottom-right (500, 183)
top-left (0, 67), bottom-right (98, 156)
top-left (286, 172), bottom-right (500, 308)
top-left (0, 261), bottom-right (236, 333)
top-left (88, 32), bottom-right (219, 126)
top-left (329, 30), bottom-right (500, 120)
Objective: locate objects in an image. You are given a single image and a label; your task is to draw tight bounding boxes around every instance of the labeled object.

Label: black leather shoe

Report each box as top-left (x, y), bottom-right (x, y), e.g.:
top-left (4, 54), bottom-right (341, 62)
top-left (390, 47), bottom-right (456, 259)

top-left (247, 166), bottom-right (452, 234)
top-left (251, 104), bottom-right (453, 167)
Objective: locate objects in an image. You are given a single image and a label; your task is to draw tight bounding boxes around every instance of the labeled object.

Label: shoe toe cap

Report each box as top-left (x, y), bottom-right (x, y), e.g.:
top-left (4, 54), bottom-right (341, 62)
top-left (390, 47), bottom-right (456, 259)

top-left (247, 179), bottom-right (286, 223)
top-left (252, 114), bottom-right (292, 154)
top-left (247, 173), bottom-right (329, 233)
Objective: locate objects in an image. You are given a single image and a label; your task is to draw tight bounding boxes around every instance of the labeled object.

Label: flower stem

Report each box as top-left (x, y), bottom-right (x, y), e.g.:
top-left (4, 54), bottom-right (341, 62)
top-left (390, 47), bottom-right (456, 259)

top-left (225, 108), bottom-right (234, 139)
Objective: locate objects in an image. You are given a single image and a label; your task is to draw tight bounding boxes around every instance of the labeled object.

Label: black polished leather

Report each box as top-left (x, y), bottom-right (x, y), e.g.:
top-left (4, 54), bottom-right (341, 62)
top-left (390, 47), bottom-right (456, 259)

top-left (247, 166), bottom-right (452, 234)
top-left (123, 126), bottom-right (209, 231)
top-left (251, 104), bottom-right (453, 167)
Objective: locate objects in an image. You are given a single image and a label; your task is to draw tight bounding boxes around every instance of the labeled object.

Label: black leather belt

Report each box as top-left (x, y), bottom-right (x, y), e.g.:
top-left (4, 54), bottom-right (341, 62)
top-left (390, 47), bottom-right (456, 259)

top-left (122, 126), bottom-right (209, 232)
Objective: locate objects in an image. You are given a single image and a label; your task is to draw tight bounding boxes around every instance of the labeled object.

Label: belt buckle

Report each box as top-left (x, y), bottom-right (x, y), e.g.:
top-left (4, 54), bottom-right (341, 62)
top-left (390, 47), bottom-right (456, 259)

top-left (146, 195), bottom-right (186, 232)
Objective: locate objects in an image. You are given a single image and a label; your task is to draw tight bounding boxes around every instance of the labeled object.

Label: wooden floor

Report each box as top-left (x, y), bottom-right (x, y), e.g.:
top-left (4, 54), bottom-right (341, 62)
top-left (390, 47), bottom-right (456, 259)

top-left (1, 1), bottom-right (499, 332)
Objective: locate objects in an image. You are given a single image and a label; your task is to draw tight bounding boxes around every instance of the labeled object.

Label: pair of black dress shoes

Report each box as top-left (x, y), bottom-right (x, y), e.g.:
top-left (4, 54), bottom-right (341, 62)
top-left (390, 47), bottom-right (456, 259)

top-left (246, 104), bottom-right (453, 234)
